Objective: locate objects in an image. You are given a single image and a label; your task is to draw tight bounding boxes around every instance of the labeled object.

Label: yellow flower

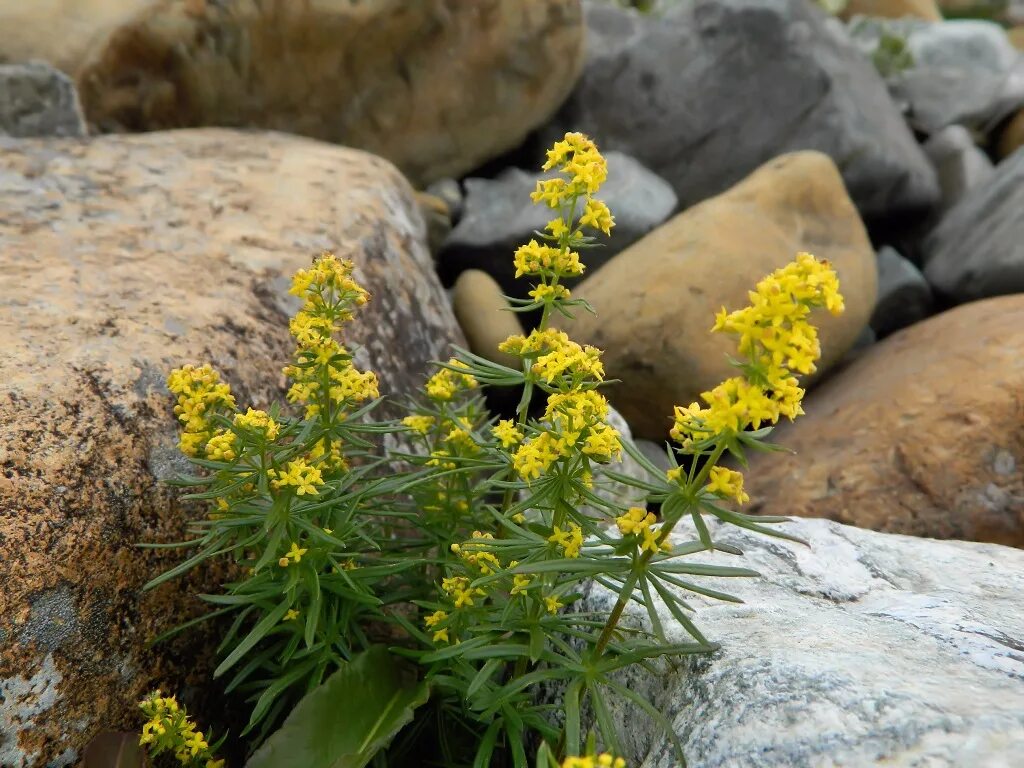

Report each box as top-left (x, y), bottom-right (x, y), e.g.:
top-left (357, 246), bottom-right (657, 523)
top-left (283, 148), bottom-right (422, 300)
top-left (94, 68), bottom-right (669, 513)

top-left (616, 507), bottom-right (655, 536)
top-left (579, 198), bottom-right (614, 235)
top-left (562, 754), bottom-right (627, 768)
top-left (546, 217), bottom-right (570, 239)
top-left (528, 283), bottom-right (572, 303)
top-left (511, 573), bottom-right (532, 595)
top-left (167, 364), bottom-right (236, 457)
top-left (402, 414), bottom-right (435, 434)
top-left (441, 576), bottom-right (485, 608)
top-left (492, 419), bottom-right (524, 449)
top-left (283, 609), bottom-right (300, 621)
top-left (270, 458), bottom-right (324, 496)
top-left (285, 541), bottom-right (307, 563)
top-left (512, 431), bottom-right (564, 481)
top-left (425, 359), bottom-right (477, 401)
top-left (204, 430), bottom-right (237, 461)
top-left (706, 466), bottom-right (749, 504)
top-left (233, 407), bottom-right (280, 440)
top-left (548, 523), bottom-right (584, 558)
top-left (544, 594), bottom-right (564, 614)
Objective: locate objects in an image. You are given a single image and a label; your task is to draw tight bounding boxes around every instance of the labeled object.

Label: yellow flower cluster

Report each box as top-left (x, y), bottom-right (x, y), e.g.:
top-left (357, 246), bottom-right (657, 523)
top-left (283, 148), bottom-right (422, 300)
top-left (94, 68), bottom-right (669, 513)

top-left (283, 252), bottom-right (378, 417)
top-left (441, 575), bottom-right (485, 609)
top-left (425, 359), bottom-right (478, 401)
top-left (492, 419), bottom-right (524, 449)
top-left (402, 414), bottom-right (435, 434)
top-left (167, 364), bottom-right (236, 457)
top-left (424, 609), bottom-right (449, 643)
top-left (513, 239), bottom-right (585, 280)
top-left (616, 507), bottom-right (671, 554)
top-left (535, 132), bottom-right (611, 206)
top-left (562, 754), bottom-right (626, 768)
top-left (451, 531), bottom-right (501, 575)
top-left (138, 692), bottom-right (223, 768)
top-left (269, 458), bottom-right (324, 496)
top-left (548, 523), bottom-right (584, 558)
top-left (706, 466), bottom-right (749, 504)
top-left (512, 390), bottom-right (621, 482)
top-left (233, 408), bottom-right (280, 440)
top-left (277, 541), bottom-right (307, 568)
top-left (670, 252), bottom-right (845, 449)
top-left (499, 328), bottom-right (605, 388)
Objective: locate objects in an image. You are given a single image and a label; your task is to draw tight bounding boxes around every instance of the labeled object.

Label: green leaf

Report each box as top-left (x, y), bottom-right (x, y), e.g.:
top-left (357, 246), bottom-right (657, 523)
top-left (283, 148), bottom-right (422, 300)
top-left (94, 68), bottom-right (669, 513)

top-left (246, 646), bottom-right (429, 768)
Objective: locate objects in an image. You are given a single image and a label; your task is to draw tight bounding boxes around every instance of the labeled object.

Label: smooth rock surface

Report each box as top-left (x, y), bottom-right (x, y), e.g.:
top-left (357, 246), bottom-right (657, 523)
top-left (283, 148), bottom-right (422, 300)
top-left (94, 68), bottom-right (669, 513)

top-left (548, 0), bottom-right (938, 220)
top-left (922, 148), bottom-right (1024, 302)
top-left (585, 517), bottom-right (1024, 767)
top-left (0, 0), bottom-right (584, 187)
top-left (0, 61), bottom-right (86, 138)
top-left (560, 151), bottom-right (877, 438)
top-left (871, 245), bottom-right (934, 337)
top-left (922, 124), bottom-right (996, 212)
top-left (0, 129), bottom-right (462, 767)
top-left (451, 269), bottom-right (523, 369)
top-left (849, 18), bottom-right (1024, 136)
top-left (440, 152), bottom-right (677, 293)
top-left (746, 295), bottom-right (1024, 546)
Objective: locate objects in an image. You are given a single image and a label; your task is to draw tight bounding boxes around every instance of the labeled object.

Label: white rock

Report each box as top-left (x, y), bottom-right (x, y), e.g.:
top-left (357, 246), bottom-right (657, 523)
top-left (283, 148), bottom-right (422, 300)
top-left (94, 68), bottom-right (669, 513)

top-left (584, 517), bottom-right (1024, 767)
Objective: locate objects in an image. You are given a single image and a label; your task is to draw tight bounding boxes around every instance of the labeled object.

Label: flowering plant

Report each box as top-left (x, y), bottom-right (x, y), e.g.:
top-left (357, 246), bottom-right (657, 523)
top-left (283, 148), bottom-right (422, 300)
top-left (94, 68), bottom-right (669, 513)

top-left (144, 132), bottom-right (843, 768)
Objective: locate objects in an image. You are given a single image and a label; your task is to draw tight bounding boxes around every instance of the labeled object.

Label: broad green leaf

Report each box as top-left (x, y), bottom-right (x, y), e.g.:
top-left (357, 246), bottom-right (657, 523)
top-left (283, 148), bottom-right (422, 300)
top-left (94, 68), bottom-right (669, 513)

top-left (246, 646), bottom-right (429, 768)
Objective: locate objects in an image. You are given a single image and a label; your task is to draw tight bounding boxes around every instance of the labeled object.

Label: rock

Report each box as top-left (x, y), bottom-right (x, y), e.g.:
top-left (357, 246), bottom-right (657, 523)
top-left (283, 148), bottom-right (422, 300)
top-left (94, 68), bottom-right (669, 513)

top-left (0, 0), bottom-right (585, 187)
top-left (0, 129), bottom-right (462, 766)
top-left (922, 148), bottom-right (1024, 302)
top-left (1011, 26), bottom-right (1024, 50)
top-left (425, 178), bottom-right (464, 223)
top-left (842, 0), bottom-right (942, 21)
top-left (451, 269), bottom-right (523, 369)
top-left (923, 124), bottom-right (996, 212)
top-left (849, 18), bottom-right (1024, 136)
top-left (0, 61), bottom-right (86, 138)
top-left (560, 151), bottom-right (877, 439)
top-left (440, 152), bottom-right (677, 294)
top-left (414, 191), bottom-right (452, 258)
top-left (587, 406), bottom-right (647, 516)
top-left (871, 245), bottom-right (934, 336)
top-left (633, 439), bottom-right (674, 475)
top-left (997, 108), bottom-right (1024, 158)
top-left (583, 516), bottom-right (1024, 767)
top-left (746, 295), bottom-right (1024, 546)
top-left (547, 0), bottom-right (938, 221)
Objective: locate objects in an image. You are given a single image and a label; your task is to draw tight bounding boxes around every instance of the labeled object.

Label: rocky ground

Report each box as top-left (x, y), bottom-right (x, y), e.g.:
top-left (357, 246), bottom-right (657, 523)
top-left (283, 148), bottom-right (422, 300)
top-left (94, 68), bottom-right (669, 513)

top-left (1, 0), bottom-right (1022, 766)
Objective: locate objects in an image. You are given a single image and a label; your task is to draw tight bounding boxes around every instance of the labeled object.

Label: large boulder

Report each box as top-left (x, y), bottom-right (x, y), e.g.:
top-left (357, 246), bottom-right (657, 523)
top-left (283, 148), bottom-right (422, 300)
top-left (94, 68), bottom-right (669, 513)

top-left (0, 61), bottom-right (86, 138)
top-left (746, 294), bottom-right (1024, 547)
top-left (849, 18), bottom-right (1024, 137)
top-left (560, 151), bottom-right (877, 439)
top-left (0, 129), bottom-right (462, 767)
top-left (922, 148), bottom-right (1024, 302)
top-left (0, 0), bottom-right (584, 187)
top-left (584, 517), bottom-right (1024, 767)
top-left (547, 0), bottom-right (938, 221)
top-left (440, 151), bottom-right (677, 293)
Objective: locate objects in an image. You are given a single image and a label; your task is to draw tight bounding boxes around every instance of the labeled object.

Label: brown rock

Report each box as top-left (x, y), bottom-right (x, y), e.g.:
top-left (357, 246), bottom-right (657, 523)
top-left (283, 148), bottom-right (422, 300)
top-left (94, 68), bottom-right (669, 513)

top-left (1010, 27), bottom-right (1024, 51)
top-left (746, 295), bottom-right (1024, 547)
top-left (452, 269), bottom-right (523, 369)
top-left (841, 0), bottom-right (942, 21)
top-left (0, 129), bottom-right (462, 766)
top-left (560, 151), bottom-right (877, 439)
top-left (997, 109), bottom-right (1024, 159)
top-left (0, 0), bottom-right (584, 187)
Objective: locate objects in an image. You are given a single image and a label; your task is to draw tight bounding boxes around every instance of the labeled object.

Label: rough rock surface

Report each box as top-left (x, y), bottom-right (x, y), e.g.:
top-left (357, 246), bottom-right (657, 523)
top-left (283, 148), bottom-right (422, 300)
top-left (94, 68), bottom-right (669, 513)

top-left (560, 152), bottom-right (877, 438)
top-left (922, 124), bottom-right (995, 213)
top-left (922, 148), bottom-right (1024, 302)
top-left (0, 0), bottom-right (584, 187)
top-left (441, 151), bottom-right (677, 293)
top-left (746, 294), bottom-right (1024, 546)
top-left (0, 129), bottom-right (463, 767)
top-left (849, 18), bottom-right (1024, 136)
top-left (0, 61), bottom-right (86, 138)
top-left (548, 0), bottom-right (938, 220)
top-left (584, 517), bottom-right (1024, 767)
top-left (870, 245), bottom-right (933, 337)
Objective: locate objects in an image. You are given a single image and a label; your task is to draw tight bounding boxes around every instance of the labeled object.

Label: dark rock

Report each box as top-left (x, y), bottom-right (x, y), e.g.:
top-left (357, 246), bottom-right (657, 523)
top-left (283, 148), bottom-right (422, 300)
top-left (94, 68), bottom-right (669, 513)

top-left (546, 0), bottom-right (938, 221)
top-left (871, 245), bottom-right (934, 337)
top-left (0, 61), bottom-right (86, 138)
top-left (923, 125), bottom-right (995, 213)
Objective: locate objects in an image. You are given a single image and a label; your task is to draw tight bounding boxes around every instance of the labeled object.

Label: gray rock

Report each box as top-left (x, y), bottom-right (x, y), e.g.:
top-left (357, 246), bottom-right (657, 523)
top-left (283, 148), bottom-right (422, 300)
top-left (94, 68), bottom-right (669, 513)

top-left (871, 245), bottom-right (934, 337)
top-left (922, 148), bottom-right (1024, 302)
top-left (923, 125), bottom-right (996, 212)
top-left (633, 438), bottom-right (674, 475)
top-left (849, 18), bottom-right (1024, 137)
top-left (426, 177), bottom-right (464, 223)
top-left (545, 0), bottom-right (938, 221)
top-left (0, 61), bottom-right (86, 138)
top-left (441, 151), bottom-right (676, 294)
top-left (583, 517), bottom-right (1024, 767)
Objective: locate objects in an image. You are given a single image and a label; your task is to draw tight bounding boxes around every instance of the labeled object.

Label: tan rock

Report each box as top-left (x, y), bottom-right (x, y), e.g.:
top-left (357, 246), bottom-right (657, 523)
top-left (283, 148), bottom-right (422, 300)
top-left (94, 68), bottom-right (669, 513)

top-left (0, 129), bottom-right (462, 765)
top-left (0, 0), bottom-right (584, 187)
top-left (997, 108), bottom-right (1024, 159)
top-left (452, 269), bottom-right (523, 369)
top-left (746, 295), bottom-right (1024, 547)
top-left (1010, 26), bottom-right (1024, 51)
top-left (842, 0), bottom-right (943, 21)
top-left (561, 151), bottom-right (876, 438)
top-left (414, 191), bottom-right (452, 258)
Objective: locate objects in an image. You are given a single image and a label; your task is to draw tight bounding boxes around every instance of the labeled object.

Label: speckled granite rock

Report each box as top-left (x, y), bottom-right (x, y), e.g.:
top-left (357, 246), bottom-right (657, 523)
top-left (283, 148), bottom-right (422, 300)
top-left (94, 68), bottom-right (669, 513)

top-left (746, 295), bottom-right (1024, 547)
top-left (0, 129), bottom-right (462, 767)
top-left (584, 517), bottom-right (1024, 767)
top-left (0, 0), bottom-right (584, 187)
